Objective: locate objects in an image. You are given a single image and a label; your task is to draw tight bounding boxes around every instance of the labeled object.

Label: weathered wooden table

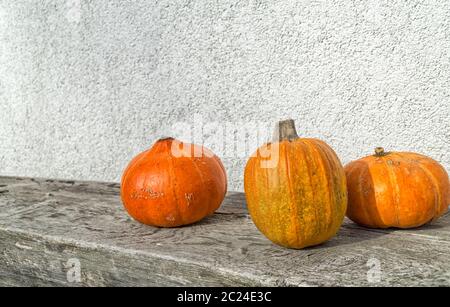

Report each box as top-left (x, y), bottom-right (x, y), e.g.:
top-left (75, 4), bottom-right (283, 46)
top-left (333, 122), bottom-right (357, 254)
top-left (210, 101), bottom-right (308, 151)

top-left (0, 176), bottom-right (449, 287)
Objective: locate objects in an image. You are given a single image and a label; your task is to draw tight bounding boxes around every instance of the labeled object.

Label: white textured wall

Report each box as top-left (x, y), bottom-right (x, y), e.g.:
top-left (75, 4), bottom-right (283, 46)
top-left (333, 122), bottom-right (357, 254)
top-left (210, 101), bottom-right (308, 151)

top-left (0, 0), bottom-right (449, 191)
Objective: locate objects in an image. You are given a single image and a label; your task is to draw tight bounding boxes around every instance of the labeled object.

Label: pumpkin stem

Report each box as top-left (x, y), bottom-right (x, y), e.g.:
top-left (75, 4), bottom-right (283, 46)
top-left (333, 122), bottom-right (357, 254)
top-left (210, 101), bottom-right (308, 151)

top-left (158, 137), bottom-right (175, 142)
top-left (374, 147), bottom-right (387, 157)
top-left (273, 119), bottom-right (299, 142)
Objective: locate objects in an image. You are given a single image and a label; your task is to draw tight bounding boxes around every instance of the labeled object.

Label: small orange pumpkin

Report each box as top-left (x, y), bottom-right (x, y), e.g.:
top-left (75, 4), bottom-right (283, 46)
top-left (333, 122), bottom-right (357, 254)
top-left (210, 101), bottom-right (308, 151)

top-left (345, 147), bottom-right (449, 229)
top-left (121, 138), bottom-right (227, 227)
top-left (244, 119), bottom-right (348, 249)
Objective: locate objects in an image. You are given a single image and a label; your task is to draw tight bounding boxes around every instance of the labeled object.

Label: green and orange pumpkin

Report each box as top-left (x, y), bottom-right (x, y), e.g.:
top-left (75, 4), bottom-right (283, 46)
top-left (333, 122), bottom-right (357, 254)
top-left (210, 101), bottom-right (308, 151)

top-left (244, 119), bottom-right (348, 249)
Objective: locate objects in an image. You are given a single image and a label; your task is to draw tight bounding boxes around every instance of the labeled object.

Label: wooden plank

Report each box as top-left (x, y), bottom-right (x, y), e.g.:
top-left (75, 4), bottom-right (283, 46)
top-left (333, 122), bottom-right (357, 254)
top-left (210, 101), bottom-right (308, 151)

top-left (0, 176), bottom-right (449, 286)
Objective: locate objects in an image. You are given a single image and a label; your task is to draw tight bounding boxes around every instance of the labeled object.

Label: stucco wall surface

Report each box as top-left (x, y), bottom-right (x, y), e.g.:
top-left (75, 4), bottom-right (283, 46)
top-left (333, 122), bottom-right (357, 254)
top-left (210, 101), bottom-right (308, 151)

top-left (0, 0), bottom-right (449, 191)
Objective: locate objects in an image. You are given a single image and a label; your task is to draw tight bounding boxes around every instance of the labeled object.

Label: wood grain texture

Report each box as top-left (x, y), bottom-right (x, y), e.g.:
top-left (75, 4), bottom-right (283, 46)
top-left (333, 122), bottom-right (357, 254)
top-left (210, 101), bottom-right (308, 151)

top-left (0, 176), bottom-right (449, 287)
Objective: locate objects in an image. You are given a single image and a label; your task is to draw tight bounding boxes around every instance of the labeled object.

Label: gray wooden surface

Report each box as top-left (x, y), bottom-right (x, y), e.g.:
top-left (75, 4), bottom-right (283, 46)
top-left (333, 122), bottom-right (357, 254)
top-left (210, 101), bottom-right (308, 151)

top-left (0, 176), bottom-right (449, 287)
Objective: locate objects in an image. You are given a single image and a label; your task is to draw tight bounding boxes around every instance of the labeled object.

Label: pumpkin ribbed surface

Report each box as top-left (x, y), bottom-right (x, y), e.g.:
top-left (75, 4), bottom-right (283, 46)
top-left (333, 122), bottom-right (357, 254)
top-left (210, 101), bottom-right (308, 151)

top-left (244, 120), bottom-right (347, 249)
top-left (345, 148), bottom-right (449, 229)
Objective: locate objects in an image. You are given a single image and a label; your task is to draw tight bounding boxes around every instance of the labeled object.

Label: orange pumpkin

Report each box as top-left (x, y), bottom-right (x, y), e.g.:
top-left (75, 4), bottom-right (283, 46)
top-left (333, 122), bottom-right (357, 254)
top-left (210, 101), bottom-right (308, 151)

top-left (345, 147), bottom-right (450, 229)
top-left (121, 138), bottom-right (227, 227)
top-left (244, 120), bottom-right (347, 249)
